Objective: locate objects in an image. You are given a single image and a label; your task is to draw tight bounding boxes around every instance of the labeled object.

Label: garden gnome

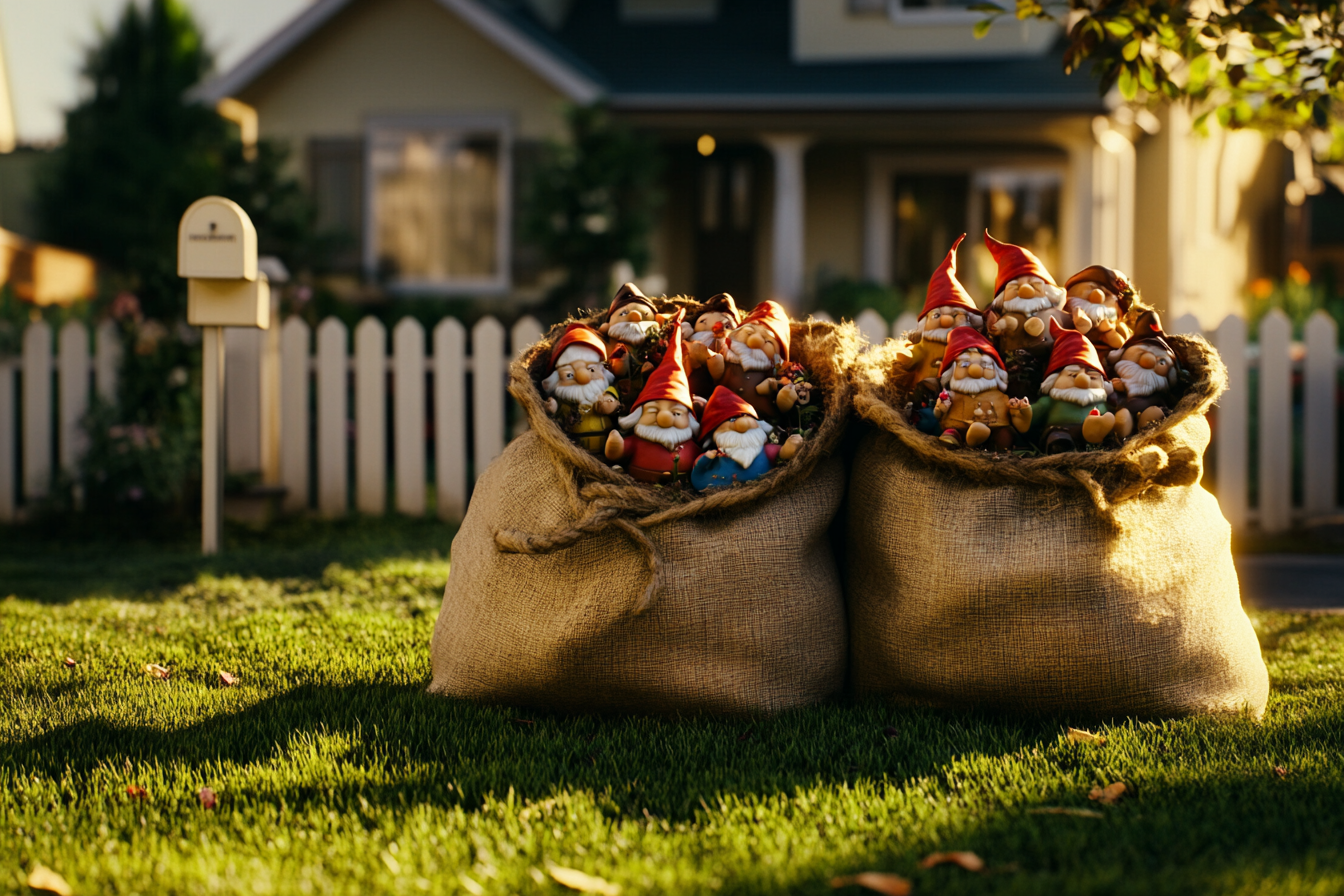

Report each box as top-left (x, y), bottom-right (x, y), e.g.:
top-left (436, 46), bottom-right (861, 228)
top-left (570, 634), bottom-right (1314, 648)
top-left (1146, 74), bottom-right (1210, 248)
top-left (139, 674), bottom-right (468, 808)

top-left (605, 324), bottom-right (701, 484)
top-left (704, 300), bottom-right (797, 420)
top-left (1064, 264), bottom-right (1135, 351)
top-left (541, 324), bottom-right (621, 455)
top-left (690, 386), bottom-right (804, 491)
top-left (1029, 319), bottom-right (1116, 453)
top-left (683, 293), bottom-right (741, 398)
top-left (892, 234), bottom-right (984, 395)
top-left (600, 282), bottom-right (663, 404)
top-left (932, 326), bottom-right (1032, 451)
top-left (983, 231), bottom-right (1069, 395)
top-left (1109, 309), bottom-right (1181, 439)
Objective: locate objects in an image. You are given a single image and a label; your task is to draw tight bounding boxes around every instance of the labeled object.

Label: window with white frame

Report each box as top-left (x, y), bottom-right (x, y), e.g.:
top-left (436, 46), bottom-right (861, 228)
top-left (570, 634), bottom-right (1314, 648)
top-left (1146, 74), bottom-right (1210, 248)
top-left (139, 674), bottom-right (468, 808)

top-left (884, 0), bottom-right (1002, 22)
top-left (366, 116), bottom-right (510, 293)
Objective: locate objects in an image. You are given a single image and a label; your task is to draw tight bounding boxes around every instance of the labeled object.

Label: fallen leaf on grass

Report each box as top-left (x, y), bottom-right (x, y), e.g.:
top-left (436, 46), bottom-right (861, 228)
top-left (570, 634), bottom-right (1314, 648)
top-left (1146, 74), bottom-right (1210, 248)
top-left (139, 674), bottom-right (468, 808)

top-left (62, 657), bottom-right (78, 668)
top-left (547, 863), bottom-right (621, 895)
top-left (512, 718), bottom-right (534, 727)
top-left (881, 726), bottom-right (899, 739)
top-left (1274, 766), bottom-right (1288, 778)
top-left (1089, 782), bottom-right (1127, 804)
top-left (218, 671), bottom-right (237, 687)
top-left (1067, 727), bottom-right (1106, 746)
top-left (126, 784), bottom-right (148, 801)
top-left (26, 865), bottom-right (73, 896)
top-left (1029, 807), bottom-right (1103, 818)
top-left (920, 851), bottom-right (985, 872)
top-left (829, 872), bottom-right (912, 895)
top-left (737, 729), bottom-right (754, 742)
top-left (198, 787), bottom-right (217, 809)
top-left (144, 663), bottom-right (171, 680)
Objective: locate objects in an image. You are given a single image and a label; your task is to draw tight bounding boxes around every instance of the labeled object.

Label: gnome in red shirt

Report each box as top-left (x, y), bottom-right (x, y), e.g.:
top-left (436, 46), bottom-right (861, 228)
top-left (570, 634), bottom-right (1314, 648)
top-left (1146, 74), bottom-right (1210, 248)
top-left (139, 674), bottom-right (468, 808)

top-left (605, 321), bottom-right (701, 485)
top-left (893, 234), bottom-right (985, 395)
top-left (983, 232), bottom-right (1069, 396)
top-left (703, 300), bottom-right (798, 421)
top-left (682, 293), bottom-right (741, 398)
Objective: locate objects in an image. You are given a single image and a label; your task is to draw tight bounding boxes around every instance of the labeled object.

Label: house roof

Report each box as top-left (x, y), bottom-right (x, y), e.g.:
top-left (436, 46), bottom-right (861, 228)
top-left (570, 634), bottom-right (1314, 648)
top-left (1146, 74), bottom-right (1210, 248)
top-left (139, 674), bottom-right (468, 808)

top-left (198, 0), bottom-right (1106, 114)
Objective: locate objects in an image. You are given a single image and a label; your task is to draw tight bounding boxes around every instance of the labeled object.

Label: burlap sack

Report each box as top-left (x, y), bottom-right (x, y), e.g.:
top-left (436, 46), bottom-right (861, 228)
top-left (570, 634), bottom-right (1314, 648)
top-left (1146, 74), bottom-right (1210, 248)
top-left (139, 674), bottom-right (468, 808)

top-left (429, 307), bottom-right (859, 715)
top-left (847, 334), bottom-right (1269, 719)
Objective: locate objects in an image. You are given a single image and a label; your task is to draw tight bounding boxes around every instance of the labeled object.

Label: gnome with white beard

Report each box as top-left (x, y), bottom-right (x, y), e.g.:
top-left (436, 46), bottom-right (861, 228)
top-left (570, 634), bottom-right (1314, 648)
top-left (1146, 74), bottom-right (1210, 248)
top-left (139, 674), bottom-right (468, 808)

top-left (704, 300), bottom-right (798, 420)
top-left (605, 322), bottom-right (701, 485)
top-left (983, 232), bottom-right (1069, 396)
top-left (541, 324), bottom-right (621, 455)
top-left (690, 386), bottom-right (804, 491)
top-left (1108, 310), bottom-right (1181, 440)
top-left (1064, 264), bottom-right (1135, 351)
top-left (932, 327), bottom-right (1032, 451)
top-left (1029, 320), bottom-right (1117, 453)
top-left (682, 293), bottom-right (740, 398)
top-left (599, 282), bottom-right (665, 405)
top-left (892, 234), bottom-right (984, 396)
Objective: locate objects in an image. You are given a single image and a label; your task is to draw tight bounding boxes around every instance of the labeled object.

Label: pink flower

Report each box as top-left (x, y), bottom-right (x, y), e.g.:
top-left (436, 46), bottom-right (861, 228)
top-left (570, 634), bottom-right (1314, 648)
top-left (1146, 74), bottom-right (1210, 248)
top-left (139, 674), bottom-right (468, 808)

top-left (110, 292), bottom-right (143, 323)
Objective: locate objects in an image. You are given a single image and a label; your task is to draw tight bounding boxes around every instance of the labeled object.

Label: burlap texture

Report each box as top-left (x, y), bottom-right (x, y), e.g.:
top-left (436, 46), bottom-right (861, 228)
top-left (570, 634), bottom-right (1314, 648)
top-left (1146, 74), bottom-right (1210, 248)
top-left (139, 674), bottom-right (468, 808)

top-left (846, 334), bottom-right (1269, 719)
top-left (429, 307), bottom-right (859, 715)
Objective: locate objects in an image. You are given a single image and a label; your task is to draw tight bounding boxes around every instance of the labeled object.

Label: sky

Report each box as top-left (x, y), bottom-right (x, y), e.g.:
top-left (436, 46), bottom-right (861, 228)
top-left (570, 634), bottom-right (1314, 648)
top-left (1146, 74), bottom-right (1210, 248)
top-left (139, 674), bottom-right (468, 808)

top-left (0, 0), bottom-right (311, 144)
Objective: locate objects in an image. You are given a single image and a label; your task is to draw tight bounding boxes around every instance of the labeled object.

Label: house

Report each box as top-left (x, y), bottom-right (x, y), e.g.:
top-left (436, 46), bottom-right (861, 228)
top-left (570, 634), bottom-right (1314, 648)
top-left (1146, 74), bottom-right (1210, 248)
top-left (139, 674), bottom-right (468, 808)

top-left (197, 0), bottom-right (1296, 327)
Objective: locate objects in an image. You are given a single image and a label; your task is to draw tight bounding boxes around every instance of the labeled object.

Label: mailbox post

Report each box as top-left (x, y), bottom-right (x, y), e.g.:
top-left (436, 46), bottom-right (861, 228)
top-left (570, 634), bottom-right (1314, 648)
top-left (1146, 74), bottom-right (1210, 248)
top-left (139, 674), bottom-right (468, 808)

top-left (177, 197), bottom-right (270, 555)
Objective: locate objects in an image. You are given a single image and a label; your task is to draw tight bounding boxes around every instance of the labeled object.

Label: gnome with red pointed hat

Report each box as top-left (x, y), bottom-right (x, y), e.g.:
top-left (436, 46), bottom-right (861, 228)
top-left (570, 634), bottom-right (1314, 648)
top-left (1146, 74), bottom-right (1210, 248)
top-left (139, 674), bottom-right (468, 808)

top-left (1108, 309), bottom-right (1182, 439)
top-left (1028, 319), bottom-right (1117, 453)
top-left (689, 386), bottom-right (805, 491)
top-left (605, 315), bottom-right (701, 484)
top-left (1064, 264), bottom-right (1136, 351)
top-left (683, 293), bottom-right (741, 398)
top-left (893, 235), bottom-right (985, 395)
top-left (704, 300), bottom-right (798, 420)
top-left (932, 327), bottom-right (1033, 451)
top-left (541, 324), bottom-right (621, 455)
top-left (983, 232), bottom-right (1069, 382)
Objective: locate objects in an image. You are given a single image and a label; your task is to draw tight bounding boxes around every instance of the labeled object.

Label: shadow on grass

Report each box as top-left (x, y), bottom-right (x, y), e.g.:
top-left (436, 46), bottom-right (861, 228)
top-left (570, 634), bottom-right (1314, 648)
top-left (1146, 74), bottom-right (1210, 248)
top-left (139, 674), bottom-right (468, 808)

top-left (0, 515), bottom-right (458, 605)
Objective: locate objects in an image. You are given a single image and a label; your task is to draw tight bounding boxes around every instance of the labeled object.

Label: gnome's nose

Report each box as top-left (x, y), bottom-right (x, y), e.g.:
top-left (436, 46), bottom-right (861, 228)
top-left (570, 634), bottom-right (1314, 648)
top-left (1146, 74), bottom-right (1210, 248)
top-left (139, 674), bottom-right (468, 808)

top-left (1139, 352), bottom-right (1157, 370)
top-left (573, 366), bottom-right (591, 385)
top-left (1017, 283), bottom-right (1037, 299)
top-left (746, 333), bottom-right (766, 350)
top-left (967, 363), bottom-right (983, 379)
top-left (939, 313), bottom-right (955, 328)
top-left (733, 416), bottom-right (756, 433)
top-left (1074, 372), bottom-right (1091, 388)
top-left (657, 408), bottom-right (675, 428)
top-left (1089, 288), bottom-right (1105, 303)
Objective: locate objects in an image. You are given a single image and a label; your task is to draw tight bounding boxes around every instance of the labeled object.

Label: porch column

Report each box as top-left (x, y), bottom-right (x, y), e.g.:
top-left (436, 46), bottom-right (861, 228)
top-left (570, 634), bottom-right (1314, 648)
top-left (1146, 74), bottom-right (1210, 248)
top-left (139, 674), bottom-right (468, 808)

top-left (762, 134), bottom-right (812, 308)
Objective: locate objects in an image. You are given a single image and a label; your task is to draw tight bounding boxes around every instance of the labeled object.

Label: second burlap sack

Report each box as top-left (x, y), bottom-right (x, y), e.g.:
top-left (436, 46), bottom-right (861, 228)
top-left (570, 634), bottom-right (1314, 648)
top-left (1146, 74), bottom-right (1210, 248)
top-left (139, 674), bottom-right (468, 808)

top-left (847, 334), bottom-right (1269, 719)
top-left (429, 308), bottom-right (859, 716)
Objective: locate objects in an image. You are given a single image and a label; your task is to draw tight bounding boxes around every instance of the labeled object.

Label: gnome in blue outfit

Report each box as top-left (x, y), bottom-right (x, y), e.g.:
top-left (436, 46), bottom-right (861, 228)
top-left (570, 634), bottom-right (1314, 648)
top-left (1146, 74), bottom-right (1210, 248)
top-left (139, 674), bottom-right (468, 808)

top-left (690, 386), bottom-right (804, 492)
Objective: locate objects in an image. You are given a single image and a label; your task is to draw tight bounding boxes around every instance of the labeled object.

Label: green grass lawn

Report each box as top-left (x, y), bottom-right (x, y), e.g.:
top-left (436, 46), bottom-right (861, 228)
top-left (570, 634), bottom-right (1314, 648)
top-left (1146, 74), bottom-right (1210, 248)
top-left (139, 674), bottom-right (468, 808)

top-left (3, 517), bottom-right (1343, 896)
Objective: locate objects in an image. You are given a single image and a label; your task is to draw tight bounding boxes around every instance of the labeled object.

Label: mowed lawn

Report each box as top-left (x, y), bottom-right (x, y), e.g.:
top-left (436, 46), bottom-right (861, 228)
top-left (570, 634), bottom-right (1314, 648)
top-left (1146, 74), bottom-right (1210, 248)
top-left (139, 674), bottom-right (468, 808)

top-left (3, 517), bottom-right (1342, 896)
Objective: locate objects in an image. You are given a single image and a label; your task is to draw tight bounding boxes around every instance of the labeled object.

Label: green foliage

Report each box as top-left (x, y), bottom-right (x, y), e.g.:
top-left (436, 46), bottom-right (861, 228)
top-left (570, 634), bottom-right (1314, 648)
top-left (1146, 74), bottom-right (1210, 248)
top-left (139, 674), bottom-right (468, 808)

top-left (812, 277), bottom-right (913, 323)
top-left (2, 522), bottom-right (1344, 894)
top-left (524, 105), bottom-right (663, 311)
top-left (976, 1), bottom-right (1344, 161)
top-left (1244, 264), bottom-right (1344, 343)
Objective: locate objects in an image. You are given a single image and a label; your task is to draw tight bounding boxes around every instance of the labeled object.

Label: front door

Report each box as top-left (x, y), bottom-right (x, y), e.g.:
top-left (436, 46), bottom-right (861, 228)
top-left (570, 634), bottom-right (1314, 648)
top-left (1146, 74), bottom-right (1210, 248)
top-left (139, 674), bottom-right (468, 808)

top-left (694, 145), bottom-right (759, 302)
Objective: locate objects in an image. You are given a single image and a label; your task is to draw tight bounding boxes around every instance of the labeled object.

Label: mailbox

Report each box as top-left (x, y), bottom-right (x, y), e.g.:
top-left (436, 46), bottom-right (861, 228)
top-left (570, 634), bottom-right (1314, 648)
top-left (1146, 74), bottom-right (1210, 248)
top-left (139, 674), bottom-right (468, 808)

top-left (178, 196), bottom-right (268, 329)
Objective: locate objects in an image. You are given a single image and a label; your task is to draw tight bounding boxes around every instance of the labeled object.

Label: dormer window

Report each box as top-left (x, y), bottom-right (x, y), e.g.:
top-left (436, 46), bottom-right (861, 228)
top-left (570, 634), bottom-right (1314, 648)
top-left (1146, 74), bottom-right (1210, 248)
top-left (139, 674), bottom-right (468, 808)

top-left (620, 0), bottom-right (718, 23)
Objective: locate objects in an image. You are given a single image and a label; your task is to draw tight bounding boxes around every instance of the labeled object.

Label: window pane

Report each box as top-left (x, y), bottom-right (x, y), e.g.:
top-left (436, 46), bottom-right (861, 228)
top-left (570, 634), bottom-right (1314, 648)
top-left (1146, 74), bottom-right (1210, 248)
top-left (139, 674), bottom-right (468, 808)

top-left (370, 128), bottom-right (500, 283)
top-left (970, 170), bottom-right (1061, 296)
top-left (890, 174), bottom-right (970, 302)
top-left (309, 138), bottom-right (363, 272)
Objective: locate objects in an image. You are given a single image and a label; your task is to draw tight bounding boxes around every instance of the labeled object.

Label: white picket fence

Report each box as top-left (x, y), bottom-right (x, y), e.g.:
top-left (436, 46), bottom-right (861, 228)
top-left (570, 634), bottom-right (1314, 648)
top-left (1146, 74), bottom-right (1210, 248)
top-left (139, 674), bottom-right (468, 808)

top-left (1, 307), bottom-right (1339, 533)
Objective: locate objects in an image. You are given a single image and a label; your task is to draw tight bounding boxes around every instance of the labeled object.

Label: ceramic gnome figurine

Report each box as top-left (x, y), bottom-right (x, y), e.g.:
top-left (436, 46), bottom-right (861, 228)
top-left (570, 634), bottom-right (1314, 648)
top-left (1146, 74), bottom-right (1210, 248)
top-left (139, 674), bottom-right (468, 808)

top-left (1109, 309), bottom-right (1181, 440)
top-left (1064, 264), bottom-right (1135, 351)
top-left (600, 282), bottom-right (664, 405)
top-left (1029, 319), bottom-right (1116, 453)
top-left (683, 293), bottom-right (741, 398)
top-left (932, 326), bottom-right (1032, 451)
top-left (892, 234), bottom-right (984, 397)
top-left (704, 300), bottom-right (798, 421)
top-left (605, 317), bottom-right (701, 484)
top-left (690, 386), bottom-right (804, 491)
top-left (983, 232), bottom-right (1069, 397)
top-left (541, 324), bottom-right (621, 454)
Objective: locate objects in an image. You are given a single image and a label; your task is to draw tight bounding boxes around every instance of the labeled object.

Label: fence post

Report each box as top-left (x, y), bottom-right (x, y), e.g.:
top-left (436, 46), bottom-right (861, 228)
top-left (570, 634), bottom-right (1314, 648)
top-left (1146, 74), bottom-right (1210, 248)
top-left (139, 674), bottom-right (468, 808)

top-left (856, 308), bottom-right (887, 347)
top-left (809, 310), bottom-right (835, 323)
top-left (279, 316), bottom-right (310, 513)
top-left (1303, 310), bottom-right (1338, 522)
top-left (510, 315), bottom-right (544, 438)
top-left (22, 321), bottom-right (52, 501)
top-left (434, 317), bottom-right (467, 521)
top-left (354, 317), bottom-right (387, 515)
top-left (1214, 314), bottom-right (1249, 532)
top-left (472, 316), bottom-right (506, 482)
top-left (316, 317), bottom-right (348, 518)
top-left (224, 328), bottom-right (263, 474)
top-left (1258, 308), bottom-right (1292, 534)
top-left (0, 357), bottom-right (14, 522)
top-left (892, 312), bottom-right (918, 339)
top-left (94, 320), bottom-right (120, 402)
top-left (393, 317), bottom-right (426, 517)
top-left (58, 321), bottom-right (91, 477)
top-left (1171, 313), bottom-right (1202, 338)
